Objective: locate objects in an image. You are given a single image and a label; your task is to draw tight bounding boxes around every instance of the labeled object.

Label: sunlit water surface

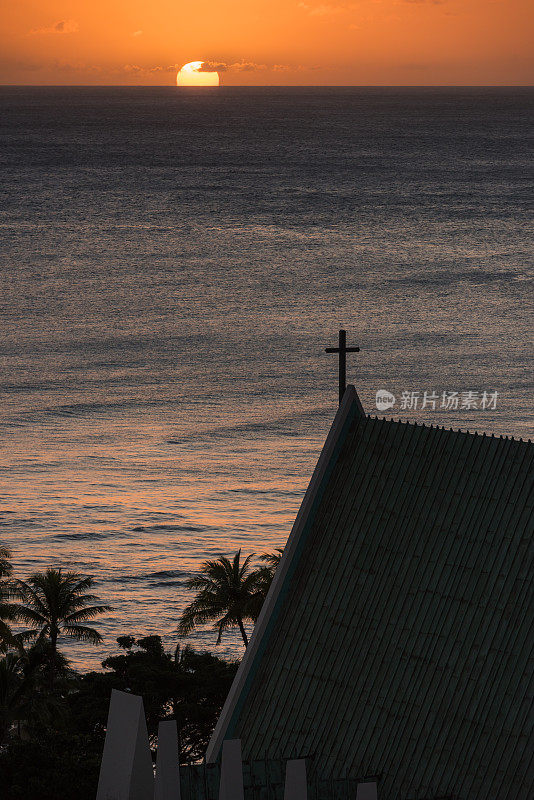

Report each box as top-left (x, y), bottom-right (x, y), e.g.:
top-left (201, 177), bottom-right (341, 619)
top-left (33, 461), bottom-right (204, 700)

top-left (0, 87), bottom-right (532, 668)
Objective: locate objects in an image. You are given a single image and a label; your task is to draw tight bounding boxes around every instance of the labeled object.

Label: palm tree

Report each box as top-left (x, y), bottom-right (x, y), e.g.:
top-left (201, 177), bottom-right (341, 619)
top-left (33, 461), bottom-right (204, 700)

top-left (258, 548), bottom-right (283, 572)
top-left (10, 568), bottom-right (111, 677)
top-left (0, 651), bottom-right (31, 744)
top-left (0, 608), bottom-right (17, 653)
top-left (0, 638), bottom-right (71, 744)
top-left (0, 545), bottom-right (12, 579)
top-left (246, 548), bottom-right (284, 622)
top-left (0, 544), bottom-right (18, 652)
top-left (177, 550), bottom-right (263, 647)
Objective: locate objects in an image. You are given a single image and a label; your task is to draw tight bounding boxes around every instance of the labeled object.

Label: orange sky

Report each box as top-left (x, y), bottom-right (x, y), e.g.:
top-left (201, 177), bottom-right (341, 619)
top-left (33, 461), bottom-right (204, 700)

top-left (1, 0), bottom-right (533, 85)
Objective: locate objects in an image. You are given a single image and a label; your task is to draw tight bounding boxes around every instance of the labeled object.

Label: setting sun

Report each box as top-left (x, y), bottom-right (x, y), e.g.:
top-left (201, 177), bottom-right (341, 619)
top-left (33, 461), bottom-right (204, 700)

top-left (176, 61), bottom-right (219, 87)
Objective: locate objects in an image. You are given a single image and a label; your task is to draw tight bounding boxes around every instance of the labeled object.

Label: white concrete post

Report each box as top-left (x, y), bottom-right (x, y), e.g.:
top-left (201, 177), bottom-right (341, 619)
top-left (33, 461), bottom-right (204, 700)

top-left (284, 759), bottom-right (307, 800)
top-left (154, 720), bottom-right (181, 800)
top-left (218, 739), bottom-right (244, 800)
top-left (96, 688), bottom-right (155, 800)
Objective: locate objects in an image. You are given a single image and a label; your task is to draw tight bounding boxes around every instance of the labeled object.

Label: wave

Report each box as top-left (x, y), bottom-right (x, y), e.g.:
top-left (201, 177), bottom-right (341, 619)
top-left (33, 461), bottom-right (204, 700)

top-left (387, 268), bottom-right (520, 287)
top-left (166, 405), bottom-right (329, 444)
top-left (110, 575), bottom-right (144, 585)
top-left (108, 570), bottom-right (189, 588)
top-left (44, 400), bottom-right (141, 417)
top-left (132, 524), bottom-right (208, 533)
top-left (2, 398), bottom-right (164, 427)
top-left (148, 580), bottom-right (184, 588)
top-left (52, 531), bottom-right (109, 540)
top-left (224, 487), bottom-right (303, 498)
top-left (144, 570), bottom-right (189, 579)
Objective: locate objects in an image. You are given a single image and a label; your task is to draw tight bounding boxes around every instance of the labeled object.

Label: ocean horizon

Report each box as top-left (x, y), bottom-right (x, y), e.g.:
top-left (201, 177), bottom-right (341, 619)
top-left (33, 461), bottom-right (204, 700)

top-left (1, 86), bottom-right (533, 669)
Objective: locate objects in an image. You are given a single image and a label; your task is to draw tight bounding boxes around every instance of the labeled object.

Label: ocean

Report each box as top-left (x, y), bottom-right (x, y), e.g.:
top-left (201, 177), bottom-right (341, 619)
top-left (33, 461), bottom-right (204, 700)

top-left (1, 87), bottom-right (533, 669)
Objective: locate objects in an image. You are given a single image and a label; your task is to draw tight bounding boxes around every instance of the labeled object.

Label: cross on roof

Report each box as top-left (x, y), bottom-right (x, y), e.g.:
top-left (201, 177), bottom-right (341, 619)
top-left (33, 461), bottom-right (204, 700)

top-left (325, 329), bottom-right (360, 404)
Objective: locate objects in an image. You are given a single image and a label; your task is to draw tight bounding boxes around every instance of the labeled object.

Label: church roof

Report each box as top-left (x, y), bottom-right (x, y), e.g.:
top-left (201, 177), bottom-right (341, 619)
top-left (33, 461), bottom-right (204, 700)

top-left (207, 387), bottom-right (534, 799)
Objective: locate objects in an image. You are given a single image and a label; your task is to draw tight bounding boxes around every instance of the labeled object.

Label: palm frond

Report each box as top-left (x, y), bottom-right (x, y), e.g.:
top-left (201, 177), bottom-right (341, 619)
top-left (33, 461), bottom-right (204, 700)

top-left (176, 549), bottom-right (263, 645)
top-left (215, 612), bottom-right (234, 645)
top-left (62, 624), bottom-right (102, 644)
top-left (63, 604), bottom-right (111, 623)
top-left (8, 606), bottom-right (48, 626)
top-left (5, 568), bottom-right (109, 664)
top-left (258, 548), bottom-right (284, 568)
top-left (177, 602), bottom-right (224, 636)
top-left (0, 544), bottom-right (13, 579)
top-left (9, 581), bottom-right (49, 618)
top-left (70, 576), bottom-right (95, 593)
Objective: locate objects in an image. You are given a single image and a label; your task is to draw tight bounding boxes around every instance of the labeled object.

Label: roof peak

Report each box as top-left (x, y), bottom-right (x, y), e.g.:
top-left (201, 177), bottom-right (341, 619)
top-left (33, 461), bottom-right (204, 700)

top-left (343, 384), bottom-right (365, 416)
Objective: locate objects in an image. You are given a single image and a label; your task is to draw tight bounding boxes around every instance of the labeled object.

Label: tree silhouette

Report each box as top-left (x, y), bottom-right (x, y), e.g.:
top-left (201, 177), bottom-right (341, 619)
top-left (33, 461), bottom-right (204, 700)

top-left (177, 550), bottom-right (264, 647)
top-left (10, 568), bottom-right (111, 678)
top-left (0, 544), bottom-right (18, 652)
top-left (246, 548), bottom-right (284, 622)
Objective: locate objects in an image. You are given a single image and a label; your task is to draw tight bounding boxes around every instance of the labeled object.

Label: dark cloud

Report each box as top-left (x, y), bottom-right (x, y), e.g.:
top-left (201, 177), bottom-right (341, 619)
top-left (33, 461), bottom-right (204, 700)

top-left (298, 2), bottom-right (357, 15)
top-left (30, 19), bottom-right (79, 35)
top-left (148, 65), bottom-right (179, 73)
top-left (195, 61), bottom-right (268, 73)
top-left (198, 61), bottom-right (229, 72)
top-left (123, 64), bottom-right (179, 74)
top-left (230, 61), bottom-right (267, 72)
top-left (0, 58), bottom-right (41, 72)
top-left (54, 62), bottom-right (102, 74)
top-left (120, 60), bottom-right (319, 78)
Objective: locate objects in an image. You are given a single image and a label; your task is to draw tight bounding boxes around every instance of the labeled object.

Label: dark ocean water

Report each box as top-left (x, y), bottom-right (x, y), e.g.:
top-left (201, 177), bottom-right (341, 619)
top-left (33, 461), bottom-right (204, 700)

top-left (0, 87), bottom-right (533, 668)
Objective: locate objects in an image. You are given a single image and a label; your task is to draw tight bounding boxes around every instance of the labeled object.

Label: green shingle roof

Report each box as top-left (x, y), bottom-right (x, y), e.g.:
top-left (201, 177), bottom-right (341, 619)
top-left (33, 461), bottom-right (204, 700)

top-left (207, 387), bottom-right (533, 800)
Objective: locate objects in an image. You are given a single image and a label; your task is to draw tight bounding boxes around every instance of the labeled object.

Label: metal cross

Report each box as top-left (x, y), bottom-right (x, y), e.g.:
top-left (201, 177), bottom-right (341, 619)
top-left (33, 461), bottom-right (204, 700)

top-left (325, 329), bottom-right (360, 404)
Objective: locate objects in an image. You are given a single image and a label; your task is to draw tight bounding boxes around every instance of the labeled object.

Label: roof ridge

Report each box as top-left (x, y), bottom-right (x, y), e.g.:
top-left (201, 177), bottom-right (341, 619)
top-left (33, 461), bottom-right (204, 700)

top-left (369, 413), bottom-right (530, 445)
